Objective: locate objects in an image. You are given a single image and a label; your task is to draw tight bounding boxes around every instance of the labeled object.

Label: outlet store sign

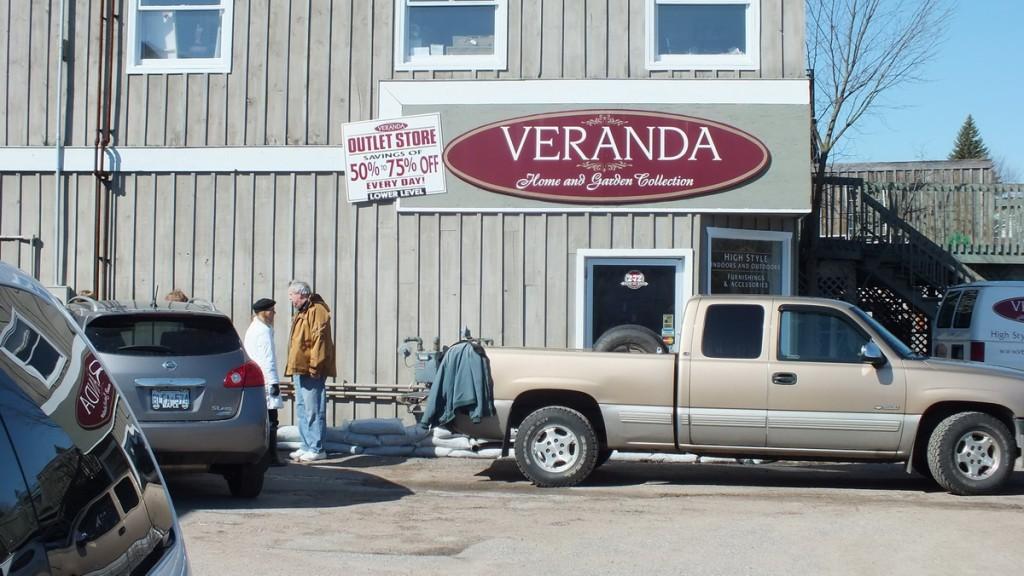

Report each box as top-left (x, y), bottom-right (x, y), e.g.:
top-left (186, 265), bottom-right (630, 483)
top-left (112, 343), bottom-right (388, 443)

top-left (443, 110), bottom-right (770, 205)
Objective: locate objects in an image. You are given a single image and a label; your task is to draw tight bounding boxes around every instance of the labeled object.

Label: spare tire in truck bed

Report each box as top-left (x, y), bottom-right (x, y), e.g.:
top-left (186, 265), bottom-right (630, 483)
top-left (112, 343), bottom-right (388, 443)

top-left (593, 324), bottom-right (666, 354)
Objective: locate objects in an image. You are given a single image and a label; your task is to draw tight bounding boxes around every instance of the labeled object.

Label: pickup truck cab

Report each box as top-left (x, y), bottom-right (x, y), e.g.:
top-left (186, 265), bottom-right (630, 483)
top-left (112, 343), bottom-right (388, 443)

top-left (458, 295), bottom-right (1024, 495)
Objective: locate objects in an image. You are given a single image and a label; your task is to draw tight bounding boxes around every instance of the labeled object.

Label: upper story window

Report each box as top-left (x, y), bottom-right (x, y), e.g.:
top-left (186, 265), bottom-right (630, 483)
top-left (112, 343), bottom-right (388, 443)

top-left (646, 0), bottom-right (760, 71)
top-left (126, 0), bottom-right (233, 74)
top-left (394, 0), bottom-right (508, 71)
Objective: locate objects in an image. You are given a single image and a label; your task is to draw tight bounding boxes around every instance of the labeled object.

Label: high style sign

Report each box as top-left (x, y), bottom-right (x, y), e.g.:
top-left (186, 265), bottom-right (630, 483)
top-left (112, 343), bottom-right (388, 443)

top-left (443, 110), bottom-right (770, 204)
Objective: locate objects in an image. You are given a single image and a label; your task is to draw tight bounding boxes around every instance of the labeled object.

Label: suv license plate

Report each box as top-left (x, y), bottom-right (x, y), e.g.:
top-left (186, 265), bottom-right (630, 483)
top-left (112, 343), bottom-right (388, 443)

top-left (151, 390), bottom-right (190, 411)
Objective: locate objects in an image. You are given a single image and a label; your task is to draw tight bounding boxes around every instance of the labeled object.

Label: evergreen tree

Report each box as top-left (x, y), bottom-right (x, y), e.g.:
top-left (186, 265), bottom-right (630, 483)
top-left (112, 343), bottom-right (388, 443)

top-left (948, 115), bottom-right (990, 160)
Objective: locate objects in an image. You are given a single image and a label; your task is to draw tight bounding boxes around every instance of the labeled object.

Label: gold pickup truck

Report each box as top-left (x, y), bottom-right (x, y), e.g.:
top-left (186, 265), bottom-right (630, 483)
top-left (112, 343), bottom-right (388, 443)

top-left (457, 295), bottom-right (1024, 495)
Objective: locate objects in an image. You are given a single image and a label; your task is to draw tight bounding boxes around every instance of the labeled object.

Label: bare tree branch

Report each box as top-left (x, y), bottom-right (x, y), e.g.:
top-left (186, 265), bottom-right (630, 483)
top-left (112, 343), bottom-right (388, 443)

top-left (807, 0), bottom-right (954, 169)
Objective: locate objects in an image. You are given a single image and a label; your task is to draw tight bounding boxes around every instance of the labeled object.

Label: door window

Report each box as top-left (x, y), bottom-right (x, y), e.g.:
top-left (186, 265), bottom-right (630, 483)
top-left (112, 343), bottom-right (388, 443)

top-left (591, 264), bottom-right (678, 346)
top-left (778, 309), bottom-right (869, 363)
top-left (701, 304), bottom-right (764, 359)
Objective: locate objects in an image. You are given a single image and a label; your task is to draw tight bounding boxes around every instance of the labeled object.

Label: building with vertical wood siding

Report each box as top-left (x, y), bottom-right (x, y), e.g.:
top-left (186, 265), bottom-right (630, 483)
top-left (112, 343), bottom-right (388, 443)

top-left (0, 0), bottom-right (810, 422)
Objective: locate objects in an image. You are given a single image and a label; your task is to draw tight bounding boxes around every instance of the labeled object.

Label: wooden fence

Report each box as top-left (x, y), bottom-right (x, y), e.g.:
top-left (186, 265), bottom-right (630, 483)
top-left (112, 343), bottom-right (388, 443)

top-left (859, 183), bottom-right (1024, 259)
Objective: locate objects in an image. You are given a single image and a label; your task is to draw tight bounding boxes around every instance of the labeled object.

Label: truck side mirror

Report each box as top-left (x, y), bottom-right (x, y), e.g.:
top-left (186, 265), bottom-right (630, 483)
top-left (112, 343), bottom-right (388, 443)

top-left (860, 341), bottom-right (887, 368)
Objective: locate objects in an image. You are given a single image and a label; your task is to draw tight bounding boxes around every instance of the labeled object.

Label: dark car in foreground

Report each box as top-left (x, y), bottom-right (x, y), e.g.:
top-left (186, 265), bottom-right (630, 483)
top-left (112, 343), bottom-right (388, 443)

top-left (67, 298), bottom-right (269, 498)
top-left (0, 262), bottom-right (189, 575)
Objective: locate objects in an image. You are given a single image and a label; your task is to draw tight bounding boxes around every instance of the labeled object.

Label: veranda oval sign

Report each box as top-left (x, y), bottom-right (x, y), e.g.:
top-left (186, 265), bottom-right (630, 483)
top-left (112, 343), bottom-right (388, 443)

top-left (443, 110), bottom-right (770, 204)
top-left (993, 297), bottom-right (1024, 322)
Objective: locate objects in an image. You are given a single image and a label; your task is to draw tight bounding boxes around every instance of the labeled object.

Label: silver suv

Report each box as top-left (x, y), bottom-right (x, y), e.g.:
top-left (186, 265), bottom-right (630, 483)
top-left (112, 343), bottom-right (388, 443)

top-left (68, 298), bottom-right (269, 498)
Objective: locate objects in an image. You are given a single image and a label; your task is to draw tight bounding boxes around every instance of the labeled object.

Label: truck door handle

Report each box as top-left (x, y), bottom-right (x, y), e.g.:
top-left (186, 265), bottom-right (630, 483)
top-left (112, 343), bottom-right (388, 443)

top-left (772, 372), bottom-right (797, 385)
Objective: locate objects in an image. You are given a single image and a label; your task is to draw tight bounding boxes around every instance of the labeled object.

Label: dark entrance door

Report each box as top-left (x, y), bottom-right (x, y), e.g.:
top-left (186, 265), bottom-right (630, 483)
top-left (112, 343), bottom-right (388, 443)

top-left (585, 258), bottom-right (685, 351)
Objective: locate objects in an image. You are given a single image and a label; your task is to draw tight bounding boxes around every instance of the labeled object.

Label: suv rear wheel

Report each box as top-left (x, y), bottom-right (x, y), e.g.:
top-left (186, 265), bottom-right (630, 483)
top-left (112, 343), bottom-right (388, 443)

top-left (926, 411), bottom-right (1014, 496)
top-left (224, 461), bottom-right (267, 498)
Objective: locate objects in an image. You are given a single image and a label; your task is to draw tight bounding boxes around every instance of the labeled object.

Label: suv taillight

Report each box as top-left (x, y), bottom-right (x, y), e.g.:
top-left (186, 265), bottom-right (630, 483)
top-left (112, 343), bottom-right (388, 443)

top-left (224, 360), bottom-right (265, 388)
top-left (970, 341), bottom-right (985, 362)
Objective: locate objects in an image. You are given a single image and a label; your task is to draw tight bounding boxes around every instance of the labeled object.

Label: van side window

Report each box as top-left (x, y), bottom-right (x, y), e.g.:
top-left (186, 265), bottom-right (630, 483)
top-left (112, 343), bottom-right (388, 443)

top-left (936, 290), bottom-right (960, 329)
top-left (953, 289), bottom-right (978, 329)
top-left (778, 309), bottom-right (869, 363)
top-left (702, 304), bottom-right (764, 359)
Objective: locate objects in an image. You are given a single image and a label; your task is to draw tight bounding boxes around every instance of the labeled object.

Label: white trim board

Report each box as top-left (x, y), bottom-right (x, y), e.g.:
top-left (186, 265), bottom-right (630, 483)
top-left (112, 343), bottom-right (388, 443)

top-left (0, 146), bottom-right (345, 173)
top-left (379, 78), bottom-right (809, 118)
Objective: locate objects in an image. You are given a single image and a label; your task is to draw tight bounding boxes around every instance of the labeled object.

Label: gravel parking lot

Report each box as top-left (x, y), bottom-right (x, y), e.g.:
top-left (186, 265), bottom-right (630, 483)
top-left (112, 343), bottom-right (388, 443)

top-left (171, 456), bottom-right (1024, 576)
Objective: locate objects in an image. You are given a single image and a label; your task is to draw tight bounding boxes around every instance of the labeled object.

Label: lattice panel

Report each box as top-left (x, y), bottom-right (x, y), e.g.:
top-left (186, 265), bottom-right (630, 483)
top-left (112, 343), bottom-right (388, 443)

top-left (856, 284), bottom-right (931, 355)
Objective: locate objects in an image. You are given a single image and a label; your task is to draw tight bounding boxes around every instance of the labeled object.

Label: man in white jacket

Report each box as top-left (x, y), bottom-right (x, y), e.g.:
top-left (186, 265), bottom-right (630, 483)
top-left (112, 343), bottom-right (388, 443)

top-left (244, 297), bottom-right (286, 466)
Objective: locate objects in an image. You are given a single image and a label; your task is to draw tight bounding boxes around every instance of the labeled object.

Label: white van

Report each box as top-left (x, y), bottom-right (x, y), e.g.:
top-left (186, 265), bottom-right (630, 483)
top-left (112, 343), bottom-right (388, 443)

top-left (932, 281), bottom-right (1024, 370)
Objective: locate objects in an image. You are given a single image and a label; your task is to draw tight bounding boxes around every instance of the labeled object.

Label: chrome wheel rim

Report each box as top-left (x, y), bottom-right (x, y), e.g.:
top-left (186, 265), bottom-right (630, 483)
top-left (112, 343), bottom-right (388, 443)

top-left (954, 430), bottom-right (1000, 480)
top-left (530, 424), bottom-right (580, 473)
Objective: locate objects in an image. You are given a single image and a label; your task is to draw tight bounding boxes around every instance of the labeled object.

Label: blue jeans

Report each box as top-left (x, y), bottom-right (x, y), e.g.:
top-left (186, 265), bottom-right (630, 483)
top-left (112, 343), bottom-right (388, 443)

top-left (295, 375), bottom-right (327, 454)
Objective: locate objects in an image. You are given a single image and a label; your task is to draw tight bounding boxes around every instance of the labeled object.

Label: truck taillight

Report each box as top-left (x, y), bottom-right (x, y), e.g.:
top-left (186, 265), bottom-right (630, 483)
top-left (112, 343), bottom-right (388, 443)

top-left (224, 360), bottom-right (265, 388)
top-left (970, 341), bottom-right (985, 362)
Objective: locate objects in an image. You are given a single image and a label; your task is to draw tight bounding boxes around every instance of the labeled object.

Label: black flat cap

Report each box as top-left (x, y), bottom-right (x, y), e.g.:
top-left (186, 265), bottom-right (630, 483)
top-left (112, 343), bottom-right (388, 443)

top-left (252, 298), bottom-right (276, 312)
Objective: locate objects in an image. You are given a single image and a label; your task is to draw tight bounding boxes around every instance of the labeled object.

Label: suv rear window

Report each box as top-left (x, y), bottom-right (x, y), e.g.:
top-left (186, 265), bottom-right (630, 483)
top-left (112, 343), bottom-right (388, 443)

top-left (85, 314), bottom-right (241, 356)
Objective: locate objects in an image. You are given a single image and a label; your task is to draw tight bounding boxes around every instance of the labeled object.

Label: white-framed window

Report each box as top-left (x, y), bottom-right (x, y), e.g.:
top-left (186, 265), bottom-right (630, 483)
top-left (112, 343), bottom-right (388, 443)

top-left (126, 0), bottom-right (233, 74)
top-left (394, 0), bottom-right (508, 71)
top-left (705, 227), bottom-right (791, 295)
top-left (0, 310), bottom-right (67, 390)
top-left (646, 0), bottom-right (760, 71)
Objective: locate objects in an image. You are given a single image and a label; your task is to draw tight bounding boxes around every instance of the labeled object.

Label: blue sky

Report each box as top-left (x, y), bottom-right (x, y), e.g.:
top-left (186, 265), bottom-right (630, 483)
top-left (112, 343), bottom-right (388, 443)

top-left (835, 0), bottom-right (1023, 180)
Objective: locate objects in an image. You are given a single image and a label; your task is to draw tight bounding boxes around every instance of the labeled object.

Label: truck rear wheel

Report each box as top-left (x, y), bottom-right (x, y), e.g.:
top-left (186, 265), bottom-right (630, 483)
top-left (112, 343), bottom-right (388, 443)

top-left (593, 324), bottom-right (666, 354)
top-left (514, 406), bottom-right (599, 487)
top-left (926, 411), bottom-right (1014, 496)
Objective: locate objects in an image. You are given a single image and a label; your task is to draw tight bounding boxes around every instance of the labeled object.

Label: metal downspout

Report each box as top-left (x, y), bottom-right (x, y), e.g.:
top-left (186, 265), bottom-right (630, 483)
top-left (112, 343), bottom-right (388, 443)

top-left (54, 0), bottom-right (67, 286)
top-left (93, 0), bottom-right (116, 298)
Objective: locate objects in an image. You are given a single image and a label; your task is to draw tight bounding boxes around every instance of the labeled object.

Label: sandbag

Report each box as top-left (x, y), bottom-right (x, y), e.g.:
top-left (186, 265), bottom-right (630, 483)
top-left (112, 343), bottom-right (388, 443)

top-left (348, 418), bottom-right (407, 436)
top-left (447, 449), bottom-right (499, 459)
top-left (277, 425), bottom-right (300, 443)
top-left (334, 431), bottom-right (382, 448)
top-left (405, 425), bottom-right (431, 443)
top-left (325, 442), bottom-right (364, 456)
top-left (363, 445), bottom-right (416, 457)
top-left (417, 434), bottom-right (474, 450)
top-left (379, 433), bottom-right (416, 447)
top-left (413, 446), bottom-right (453, 458)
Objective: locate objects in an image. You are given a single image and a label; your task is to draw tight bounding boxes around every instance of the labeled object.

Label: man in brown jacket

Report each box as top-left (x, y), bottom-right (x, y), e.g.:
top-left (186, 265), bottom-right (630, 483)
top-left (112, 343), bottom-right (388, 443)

top-left (284, 280), bottom-right (336, 462)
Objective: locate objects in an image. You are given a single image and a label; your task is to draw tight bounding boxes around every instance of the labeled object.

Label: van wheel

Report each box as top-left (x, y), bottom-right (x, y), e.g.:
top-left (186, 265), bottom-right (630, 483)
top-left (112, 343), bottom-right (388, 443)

top-left (224, 461), bottom-right (267, 498)
top-left (593, 324), bottom-right (666, 354)
top-left (926, 412), bottom-right (1013, 495)
top-left (595, 449), bottom-right (613, 469)
top-left (514, 406), bottom-right (599, 487)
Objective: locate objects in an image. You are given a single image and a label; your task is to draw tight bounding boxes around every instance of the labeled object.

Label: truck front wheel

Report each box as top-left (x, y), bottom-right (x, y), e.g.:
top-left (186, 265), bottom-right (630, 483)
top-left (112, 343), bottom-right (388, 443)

top-left (926, 411), bottom-right (1014, 496)
top-left (514, 406), bottom-right (599, 487)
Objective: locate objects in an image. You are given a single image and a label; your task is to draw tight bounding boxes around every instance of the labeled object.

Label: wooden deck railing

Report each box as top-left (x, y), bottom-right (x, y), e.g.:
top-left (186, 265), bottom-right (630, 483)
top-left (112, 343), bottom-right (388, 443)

top-left (816, 179), bottom-right (978, 300)
top-left (858, 183), bottom-right (1024, 259)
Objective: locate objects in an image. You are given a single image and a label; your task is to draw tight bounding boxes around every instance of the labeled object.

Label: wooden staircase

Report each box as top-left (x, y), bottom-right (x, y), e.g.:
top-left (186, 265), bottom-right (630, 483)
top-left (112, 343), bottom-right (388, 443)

top-left (805, 178), bottom-right (980, 353)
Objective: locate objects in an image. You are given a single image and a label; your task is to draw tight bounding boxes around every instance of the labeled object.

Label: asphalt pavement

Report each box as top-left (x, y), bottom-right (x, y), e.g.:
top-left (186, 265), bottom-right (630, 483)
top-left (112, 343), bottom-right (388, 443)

top-left (171, 456), bottom-right (1024, 576)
